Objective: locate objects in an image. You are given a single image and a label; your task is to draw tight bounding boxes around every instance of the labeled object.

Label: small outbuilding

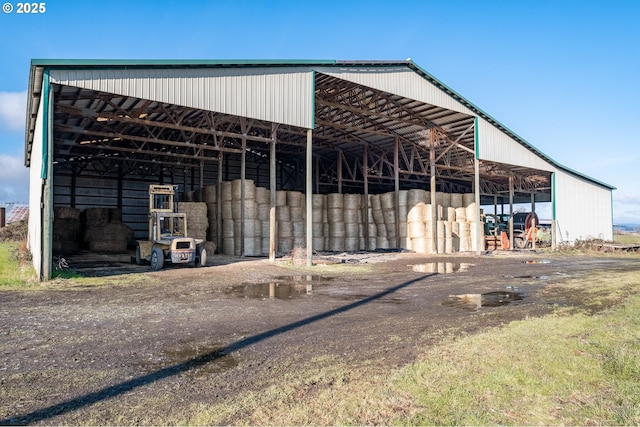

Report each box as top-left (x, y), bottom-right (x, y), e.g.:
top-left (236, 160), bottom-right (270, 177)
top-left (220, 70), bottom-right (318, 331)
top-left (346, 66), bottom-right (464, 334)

top-left (24, 59), bottom-right (615, 280)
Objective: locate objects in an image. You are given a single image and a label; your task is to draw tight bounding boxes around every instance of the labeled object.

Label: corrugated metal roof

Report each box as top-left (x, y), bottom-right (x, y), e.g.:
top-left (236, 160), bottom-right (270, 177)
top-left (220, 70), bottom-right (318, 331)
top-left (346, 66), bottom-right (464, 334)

top-left (24, 58), bottom-right (615, 190)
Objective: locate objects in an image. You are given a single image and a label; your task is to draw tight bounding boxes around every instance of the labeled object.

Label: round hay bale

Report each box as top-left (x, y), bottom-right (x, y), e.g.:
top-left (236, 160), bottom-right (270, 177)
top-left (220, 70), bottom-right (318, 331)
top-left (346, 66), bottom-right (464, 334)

top-left (327, 193), bottom-right (344, 209)
top-left (470, 221), bottom-right (480, 252)
top-left (459, 221), bottom-right (471, 252)
top-left (287, 191), bottom-right (303, 207)
top-left (466, 202), bottom-right (478, 222)
top-left (450, 193), bottom-right (463, 208)
top-left (276, 206), bottom-right (291, 222)
top-left (222, 238), bottom-right (234, 255)
top-left (276, 190), bottom-right (287, 207)
top-left (278, 221), bottom-right (293, 238)
top-left (221, 201), bottom-right (233, 220)
top-left (278, 237), bottom-right (294, 254)
top-left (398, 190), bottom-right (408, 207)
top-left (462, 193), bottom-right (475, 207)
top-left (255, 186), bottom-right (269, 204)
top-left (203, 185), bottom-right (217, 202)
top-left (408, 220), bottom-right (425, 238)
top-left (344, 237), bottom-right (359, 252)
top-left (343, 208), bottom-right (360, 224)
top-left (293, 221), bottom-right (305, 238)
top-left (370, 194), bottom-right (381, 211)
top-left (328, 221), bottom-right (346, 237)
top-left (441, 193), bottom-right (451, 208)
top-left (328, 237), bottom-right (345, 252)
top-left (221, 181), bottom-right (232, 201)
top-left (312, 236), bottom-right (325, 251)
top-left (376, 223), bottom-right (387, 237)
top-left (222, 219), bottom-right (235, 237)
top-left (343, 194), bottom-right (361, 209)
top-left (344, 222), bottom-right (359, 237)
top-left (55, 207), bottom-right (81, 220)
top-left (231, 179), bottom-right (255, 200)
top-left (327, 208), bottom-right (343, 223)
top-left (204, 241), bottom-right (217, 256)
top-left (312, 194), bottom-right (325, 209)
top-left (376, 236), bottom-right (389, 249)
top-left (380, 192), bottom-right (395, 211)
top-left (312, 222), bottom-right (324, 236)
top-left (436, 220), bottom-right (446, 253)
top-left (446, 207), bottom-right (456, 222)
top-left (290, 207), bottom-right (304, 222)
top-left (455, 207), bottom-right (467, 222)
top-left (258, 203), bottom-right (270, 221)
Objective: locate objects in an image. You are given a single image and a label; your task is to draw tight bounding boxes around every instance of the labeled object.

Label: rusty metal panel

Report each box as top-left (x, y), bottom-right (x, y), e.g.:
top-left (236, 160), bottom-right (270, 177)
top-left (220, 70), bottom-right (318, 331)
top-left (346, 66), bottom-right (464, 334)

top-left (477, 117), bottom-right (554, 171)
top-left (554, 169), bottom-right (613, 242)
top-left (316, 65), bottom-right (476, 115)
top-left (50, 67), bottom-right (314, 129)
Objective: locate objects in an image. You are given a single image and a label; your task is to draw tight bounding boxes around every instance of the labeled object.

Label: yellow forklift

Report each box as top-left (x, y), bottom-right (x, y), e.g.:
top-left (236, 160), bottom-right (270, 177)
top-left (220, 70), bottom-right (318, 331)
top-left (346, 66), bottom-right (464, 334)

top-left (135, 185), bottom-right (206, 270)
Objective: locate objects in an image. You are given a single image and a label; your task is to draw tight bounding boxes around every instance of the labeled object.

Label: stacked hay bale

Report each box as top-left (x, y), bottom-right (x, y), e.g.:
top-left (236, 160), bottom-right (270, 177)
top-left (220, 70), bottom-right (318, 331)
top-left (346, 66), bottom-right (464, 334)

top-left (370, 194), bottom-right (387, 249)
top-left (276, 190), bottom-right (293, 254)
top-left (343, 194), bottom-right (362, 252)
top-left (327, 193), bottom-right (345, 251)
top-left (288, 191), bottom-right (306, 249)
top-left (380, 192), bottom-right (396, 247)
top-left (256, 186), bottom-right (271, 255)
top-left (177, 202), bottom-right (208, 242)
top-left (83, 207), bottom-right (133, 252)
top-left (398, 190), bottom-right (408, 250)
top-left (220, 181), bottom-right (234, 255)
top-left (202, 185), bottom-right (218, 254)
top-left (365, 195), bottom-right (377, 250)
top-left (53, 207), bottom-right (82, 252)
top-left (406, 189), bottom-right (427, 252)
top-left (312, 194), bottom-right (326, 251)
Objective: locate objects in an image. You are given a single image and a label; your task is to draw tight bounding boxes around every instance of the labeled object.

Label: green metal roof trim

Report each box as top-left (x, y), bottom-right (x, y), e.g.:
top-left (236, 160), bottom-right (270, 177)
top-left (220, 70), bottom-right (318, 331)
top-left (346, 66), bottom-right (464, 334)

top-left (25, 58), bottom-right (615, 190)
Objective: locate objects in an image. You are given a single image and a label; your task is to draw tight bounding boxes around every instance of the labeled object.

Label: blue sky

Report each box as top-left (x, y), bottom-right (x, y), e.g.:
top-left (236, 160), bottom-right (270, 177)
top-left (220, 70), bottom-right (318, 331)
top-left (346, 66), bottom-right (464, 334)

top-left (0, 0), bottom-right (638, 223)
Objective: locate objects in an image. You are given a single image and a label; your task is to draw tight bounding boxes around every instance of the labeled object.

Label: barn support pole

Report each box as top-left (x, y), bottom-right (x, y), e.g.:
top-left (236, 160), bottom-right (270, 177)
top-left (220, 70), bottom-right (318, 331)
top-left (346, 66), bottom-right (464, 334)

top-left (337, 151), bottom-right (343, 194)
top-left (217, 152), bottom-right (223, 252)
top-left (429, 130), bottom-right (437, 254)
top-left (394, 136), bottom-right (400, 248)
top-left (474, 158), bottom-right (482, 254)
top-left (531, 193), bottom-right (535, 213)
top-left (509, 175), bottom-right (514, 250)
top-left (363, 144), bottom-right (370, 249)
top-left (493, 195), bottom-right (498, 217)
top-left (240, 125), bottom-right (247, 256)
top-left (199, 160), bottom-right (204, 191)
top-left (315, 156), bottom-right (320, 194)
top-left (269, 124), bottom-right (277, 262)
top-left (305, 129), bottom-right (313, 266)
top-left (42, 71), bottom-right (54, 281)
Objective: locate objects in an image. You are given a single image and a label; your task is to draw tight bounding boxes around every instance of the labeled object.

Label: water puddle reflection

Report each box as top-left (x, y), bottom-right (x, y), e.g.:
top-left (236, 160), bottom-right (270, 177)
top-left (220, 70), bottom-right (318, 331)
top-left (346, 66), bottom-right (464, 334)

top-left (443, 291), bottom-right (524, 310)
top-left (523, 260), bottom-right (551, 264)
top-left (411, 262), bottom-right (473, 274)
top-left (226, 275), bottom-right (334, 300)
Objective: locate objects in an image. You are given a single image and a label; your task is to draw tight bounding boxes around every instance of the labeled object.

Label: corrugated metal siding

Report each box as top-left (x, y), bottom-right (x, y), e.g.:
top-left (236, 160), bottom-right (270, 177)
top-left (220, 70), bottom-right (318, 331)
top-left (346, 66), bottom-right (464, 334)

top-left (477, 118), bottom-right (554, 171)
top-left (315, 65), bottom-right (476, 115)
top-left (49, 67), bottom-right (314, 129)
top-left (555, 169), bottom-right (613, 242)
top-left (28, 94), bottom-right (45, 278)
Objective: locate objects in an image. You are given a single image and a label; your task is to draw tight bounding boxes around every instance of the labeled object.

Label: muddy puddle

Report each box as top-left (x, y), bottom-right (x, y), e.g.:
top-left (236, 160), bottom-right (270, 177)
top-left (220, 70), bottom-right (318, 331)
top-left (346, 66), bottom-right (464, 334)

top-left (226, 275), bottom-right (335, 300)
top-left (411, 262), bottom-right (473, 274)
top-left (443, 291), bottom-right (524, 310)
top-left (503, 274), bottom-right (550, 279)
top-left (523, 260), bottom-right (551, 264)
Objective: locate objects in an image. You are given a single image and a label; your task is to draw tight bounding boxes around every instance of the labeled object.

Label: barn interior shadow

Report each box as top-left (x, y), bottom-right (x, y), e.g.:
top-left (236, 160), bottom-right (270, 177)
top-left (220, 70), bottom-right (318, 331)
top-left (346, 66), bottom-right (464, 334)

top-left (2, 273), bottom-right (432, 425)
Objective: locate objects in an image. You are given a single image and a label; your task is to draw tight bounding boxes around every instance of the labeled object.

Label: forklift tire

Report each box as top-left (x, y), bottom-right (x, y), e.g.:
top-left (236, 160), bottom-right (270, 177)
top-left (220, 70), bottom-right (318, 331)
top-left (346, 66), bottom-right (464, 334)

top-left (514, 237), bottom-right (526, 249)
top-left (150, 246), bottom-right (164, 271)
top-left (196, 247), bottom-right (207, 267)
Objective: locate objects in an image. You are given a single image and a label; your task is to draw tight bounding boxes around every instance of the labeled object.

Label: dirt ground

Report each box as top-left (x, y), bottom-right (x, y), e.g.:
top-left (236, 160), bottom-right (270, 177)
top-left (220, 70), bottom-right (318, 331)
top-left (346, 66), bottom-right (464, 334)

top-left (1, 250), bottom-right (638, 425)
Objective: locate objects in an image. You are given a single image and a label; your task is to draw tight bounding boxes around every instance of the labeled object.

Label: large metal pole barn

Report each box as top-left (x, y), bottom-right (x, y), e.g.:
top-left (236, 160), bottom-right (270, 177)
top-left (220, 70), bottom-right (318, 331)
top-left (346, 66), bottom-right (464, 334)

top-left (24, 59), bottom-right (615, 280)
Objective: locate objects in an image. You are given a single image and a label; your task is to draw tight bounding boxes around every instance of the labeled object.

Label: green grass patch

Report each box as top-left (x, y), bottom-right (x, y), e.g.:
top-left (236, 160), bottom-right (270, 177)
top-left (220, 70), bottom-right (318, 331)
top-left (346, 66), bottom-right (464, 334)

top-left (0, 242), bottom-right (36, 288)
top-left (615, 233), bottom-right (640, 245)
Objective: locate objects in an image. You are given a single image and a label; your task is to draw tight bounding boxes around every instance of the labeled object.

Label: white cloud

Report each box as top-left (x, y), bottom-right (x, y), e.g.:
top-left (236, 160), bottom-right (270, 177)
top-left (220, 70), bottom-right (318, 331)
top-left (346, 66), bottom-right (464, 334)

top-left (0, 91), bottom-right (27, 132)
top-left (0, 153), bottom-right (29, 203)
